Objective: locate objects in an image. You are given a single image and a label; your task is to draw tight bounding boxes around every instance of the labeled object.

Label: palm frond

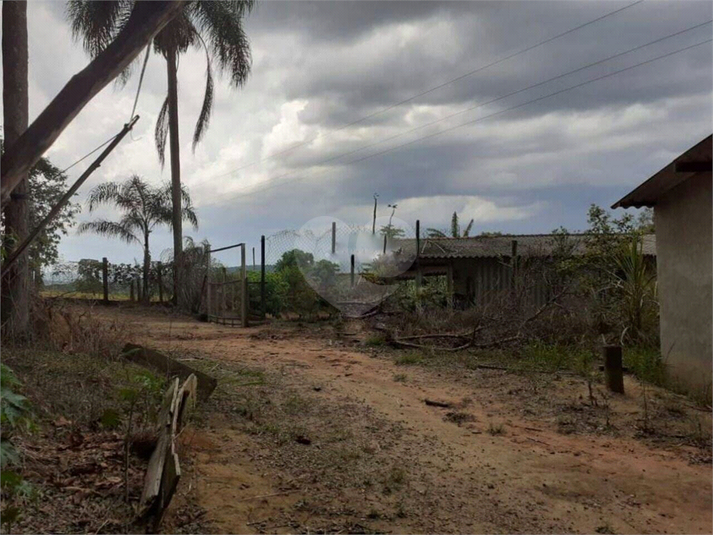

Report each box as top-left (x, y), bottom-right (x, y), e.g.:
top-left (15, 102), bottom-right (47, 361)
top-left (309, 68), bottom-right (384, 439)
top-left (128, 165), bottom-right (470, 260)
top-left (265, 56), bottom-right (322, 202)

top-left (190, 1), bottom-right (253, 87)
top-left (66, 0), bottom-right (129, 57)
top-left (193, 36), bottom-right (215, 151)
top-left (78, 220), bottom-right (140, 245)
top-left (86, 182), bottom-right (122, 212)
top-left (426, 229), bottom-right (447, 238)
top-left (155, 96), bottom-right (170, 168)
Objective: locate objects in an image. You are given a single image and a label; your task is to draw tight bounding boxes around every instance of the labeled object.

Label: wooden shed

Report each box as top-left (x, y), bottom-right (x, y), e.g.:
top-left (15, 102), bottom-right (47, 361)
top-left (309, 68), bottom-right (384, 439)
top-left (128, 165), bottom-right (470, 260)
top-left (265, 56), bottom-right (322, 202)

top-left (401, 234), bottom-right (656, 309)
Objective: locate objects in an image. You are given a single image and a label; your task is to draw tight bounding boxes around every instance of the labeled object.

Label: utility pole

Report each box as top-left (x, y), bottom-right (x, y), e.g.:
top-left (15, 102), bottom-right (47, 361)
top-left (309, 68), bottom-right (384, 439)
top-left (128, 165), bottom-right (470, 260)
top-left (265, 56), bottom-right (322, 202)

top-left (372, 193), bottom-right (378, 235)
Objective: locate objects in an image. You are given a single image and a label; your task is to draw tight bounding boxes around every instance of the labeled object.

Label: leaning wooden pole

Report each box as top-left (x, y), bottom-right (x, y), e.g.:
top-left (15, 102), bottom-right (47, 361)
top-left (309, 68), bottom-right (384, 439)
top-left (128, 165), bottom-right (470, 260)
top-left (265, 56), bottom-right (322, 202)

top-left (0, 1), bottom-right (185, 203)
top-left (1, 117), bottom-right (139, 276)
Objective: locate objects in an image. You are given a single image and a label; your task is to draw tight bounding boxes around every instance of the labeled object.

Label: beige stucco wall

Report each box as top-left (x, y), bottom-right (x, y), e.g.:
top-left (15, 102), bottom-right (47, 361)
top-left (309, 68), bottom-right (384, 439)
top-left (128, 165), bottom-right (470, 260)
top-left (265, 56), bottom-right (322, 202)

top-left (654, 172), bottom-right (712, 393)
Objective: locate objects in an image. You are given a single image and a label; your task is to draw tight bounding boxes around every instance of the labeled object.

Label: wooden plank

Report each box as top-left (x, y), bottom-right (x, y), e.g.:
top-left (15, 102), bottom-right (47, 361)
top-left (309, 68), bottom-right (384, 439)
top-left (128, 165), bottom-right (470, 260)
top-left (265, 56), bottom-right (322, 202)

top-left (139, 377), bottom-right (179, 515)
top-left (174, 374), bottom-right (197, 433)
top-left (121, 343), bottom-right (217, 400)
top-left (151, 440), bottom-right (181, 531)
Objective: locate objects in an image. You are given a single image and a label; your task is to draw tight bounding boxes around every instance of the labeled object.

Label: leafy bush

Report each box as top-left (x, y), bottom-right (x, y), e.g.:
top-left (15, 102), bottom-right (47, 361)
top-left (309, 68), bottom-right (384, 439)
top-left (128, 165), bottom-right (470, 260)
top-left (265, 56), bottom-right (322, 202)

top-left (1, 364), bottom-right (35, 531)
top-left (1, 364), bottom-right (33, 469)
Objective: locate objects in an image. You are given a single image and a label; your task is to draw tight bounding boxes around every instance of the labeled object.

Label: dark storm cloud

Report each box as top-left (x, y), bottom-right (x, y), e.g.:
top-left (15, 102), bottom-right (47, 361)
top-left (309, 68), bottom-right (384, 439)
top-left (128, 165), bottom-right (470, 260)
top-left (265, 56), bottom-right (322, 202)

top-left (13, 1), bottom-right (712, 264)
top-left (258, 1), bottom-right (711, 125)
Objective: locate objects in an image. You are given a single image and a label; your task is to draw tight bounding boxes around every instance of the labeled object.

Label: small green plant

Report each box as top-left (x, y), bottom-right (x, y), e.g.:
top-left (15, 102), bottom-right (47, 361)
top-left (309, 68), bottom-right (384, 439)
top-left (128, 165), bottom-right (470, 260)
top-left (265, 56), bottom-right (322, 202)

top-left (595, 522), bottom-right (616, 534)
top-left (1, 364), bottom-right (35, 531)
top-left (383, 466), bottom-right (407, 494)
top-left (487, 422), bottom-right (505, 436)
top-left (395, 352), bottom-right (423, 366)
top-left (624, 347), bottom-right (667, 387)
top-left (365, 334), bottom-right (387, 347)
top-left (1, 364), bottom-right (33, 468)
top-left (393, 373), bottom-right (408, 382)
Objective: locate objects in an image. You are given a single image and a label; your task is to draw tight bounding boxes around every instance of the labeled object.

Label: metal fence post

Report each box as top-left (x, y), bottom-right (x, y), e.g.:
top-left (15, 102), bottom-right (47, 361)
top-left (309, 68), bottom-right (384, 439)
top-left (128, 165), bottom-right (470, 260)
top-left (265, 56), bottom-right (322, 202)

top-left (260, 235), bottom-right (266, 319)
top-left (350, 254), bottom-right (355, 288)
top-left (241, 243), bottom-right (248, 327)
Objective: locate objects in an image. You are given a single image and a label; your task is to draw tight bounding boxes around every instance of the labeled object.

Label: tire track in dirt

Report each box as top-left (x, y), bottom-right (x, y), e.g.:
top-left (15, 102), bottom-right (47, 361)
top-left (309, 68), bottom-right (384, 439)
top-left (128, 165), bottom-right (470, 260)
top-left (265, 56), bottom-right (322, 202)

top-left (109, 309), bottom-right (711, 534)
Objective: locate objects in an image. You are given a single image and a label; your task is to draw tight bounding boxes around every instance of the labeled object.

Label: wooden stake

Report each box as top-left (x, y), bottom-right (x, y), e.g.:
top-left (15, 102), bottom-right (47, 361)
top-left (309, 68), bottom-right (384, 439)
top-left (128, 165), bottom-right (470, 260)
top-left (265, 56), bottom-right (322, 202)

top-left (157, 262), bottom-right (163, 303)
top-left (602, 345), bottom-right (624, 394)
top-left (241, 243), bottom-right (248, 327)
top-left (416, 220), bottom-right (422, 290)
top-left (511, 239), bottom-right (518, 290)
top-left (102, 257), bottom-right (109, 303)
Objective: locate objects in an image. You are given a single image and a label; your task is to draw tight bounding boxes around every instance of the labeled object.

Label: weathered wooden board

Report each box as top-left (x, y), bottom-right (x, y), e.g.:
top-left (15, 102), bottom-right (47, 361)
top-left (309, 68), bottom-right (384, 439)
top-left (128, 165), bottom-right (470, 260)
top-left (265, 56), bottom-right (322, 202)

top-left (174, 374), bottom-right (197, 433)
top-left (121, 343), bottom-right (217, 400)
top-left (152, 441), bottom-right (181, 531)
top-left (139, 377), bottom-right (179, 516)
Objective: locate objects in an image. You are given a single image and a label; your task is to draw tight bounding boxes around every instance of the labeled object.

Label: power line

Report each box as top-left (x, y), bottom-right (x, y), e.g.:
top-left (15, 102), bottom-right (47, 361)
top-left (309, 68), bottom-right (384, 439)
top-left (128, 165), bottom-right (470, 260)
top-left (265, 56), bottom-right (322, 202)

top-left (200, 28), bottom-right (710, 206)
top-left (51, 133), bottom-right (120, 178)
top-left (208, 0), bottom-right (645, 180)
top-left (130, 44), bottom-right (151, 121)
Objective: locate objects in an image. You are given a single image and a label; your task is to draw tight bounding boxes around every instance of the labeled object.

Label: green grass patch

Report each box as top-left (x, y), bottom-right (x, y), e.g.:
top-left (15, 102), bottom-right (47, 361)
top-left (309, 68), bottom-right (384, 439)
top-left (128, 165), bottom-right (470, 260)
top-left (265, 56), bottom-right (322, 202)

top-left (364, 334), bottom-right (387, 347)
top-left (394, 352), bottom-right (423, 366)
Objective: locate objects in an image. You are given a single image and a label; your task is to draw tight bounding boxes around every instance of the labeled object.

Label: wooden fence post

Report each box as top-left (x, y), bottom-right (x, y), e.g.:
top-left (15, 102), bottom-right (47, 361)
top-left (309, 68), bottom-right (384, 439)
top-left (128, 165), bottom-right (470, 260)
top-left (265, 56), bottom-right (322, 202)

top-left (157, 262), bottom-right (163, 303)
top-left (511, 239), bottom-right (518, 289)
top-left (602, 345), bottom-right (624, 394)
top-left (205, 247), bottom-right (211, 319)
top-left (102, 257), bottom-right (109, 303)
top-left (415, 220), bottom-right (422, 290)
top-left (260, 235), bottom-right (266, 319)
top-left (241, 243), bottom-right (248, 327)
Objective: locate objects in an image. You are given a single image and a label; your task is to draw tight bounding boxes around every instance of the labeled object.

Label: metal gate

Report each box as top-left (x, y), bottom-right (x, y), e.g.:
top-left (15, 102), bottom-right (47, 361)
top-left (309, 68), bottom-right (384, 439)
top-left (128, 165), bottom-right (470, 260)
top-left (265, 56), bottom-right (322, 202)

top-left (204, 243), bottom-right (249, 327)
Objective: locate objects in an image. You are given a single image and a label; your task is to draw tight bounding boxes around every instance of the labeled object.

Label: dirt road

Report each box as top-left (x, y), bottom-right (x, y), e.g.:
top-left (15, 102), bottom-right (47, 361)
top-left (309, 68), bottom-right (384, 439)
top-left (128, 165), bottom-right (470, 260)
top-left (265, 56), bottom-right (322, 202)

top-left (102, 307), bottom-right (712, 534)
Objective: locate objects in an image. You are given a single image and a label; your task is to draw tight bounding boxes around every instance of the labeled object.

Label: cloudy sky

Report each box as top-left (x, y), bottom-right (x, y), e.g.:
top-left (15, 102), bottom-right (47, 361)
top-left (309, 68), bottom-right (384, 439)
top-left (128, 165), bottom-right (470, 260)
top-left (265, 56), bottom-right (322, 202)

top-left (6, 0), bottom-right (713, 265)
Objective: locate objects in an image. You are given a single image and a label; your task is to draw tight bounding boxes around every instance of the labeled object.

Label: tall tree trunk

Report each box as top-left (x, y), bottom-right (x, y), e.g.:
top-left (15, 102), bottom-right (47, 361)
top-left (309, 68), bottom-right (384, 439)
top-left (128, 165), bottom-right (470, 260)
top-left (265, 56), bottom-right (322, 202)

top-left (166, 46), bottom-right (183, 307)
top-left (143, 230), bottom-right (151, 304)
top-left (2, 0), bottom-right (30, 339)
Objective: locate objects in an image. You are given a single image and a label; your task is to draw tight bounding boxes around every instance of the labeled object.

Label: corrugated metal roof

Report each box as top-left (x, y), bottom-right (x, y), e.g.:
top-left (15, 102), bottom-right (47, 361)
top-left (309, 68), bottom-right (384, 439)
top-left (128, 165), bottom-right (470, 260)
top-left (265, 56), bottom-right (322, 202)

top-left (397, 234), bottom-right (656, 259)
top-left (612, 135), bottom-right (712, 209)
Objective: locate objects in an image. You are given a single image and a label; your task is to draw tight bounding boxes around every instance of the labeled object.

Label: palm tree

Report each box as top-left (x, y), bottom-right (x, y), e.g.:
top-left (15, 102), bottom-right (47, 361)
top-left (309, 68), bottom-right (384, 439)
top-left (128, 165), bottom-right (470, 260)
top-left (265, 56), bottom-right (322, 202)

top-left (427, 211), bottom-right (474, 238)
top-left (78, 175), bottom-right (197, 303)
top-left (67, 0), bottom-right (254, 304)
